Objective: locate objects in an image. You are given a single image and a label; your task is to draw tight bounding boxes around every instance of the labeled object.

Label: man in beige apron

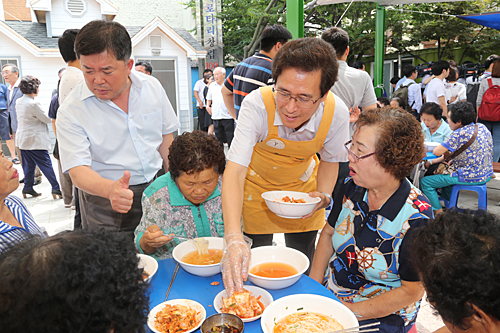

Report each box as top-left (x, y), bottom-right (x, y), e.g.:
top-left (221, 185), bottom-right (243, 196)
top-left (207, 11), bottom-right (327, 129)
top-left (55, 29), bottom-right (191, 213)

top-left (221, 38), bottom-right (350, 295)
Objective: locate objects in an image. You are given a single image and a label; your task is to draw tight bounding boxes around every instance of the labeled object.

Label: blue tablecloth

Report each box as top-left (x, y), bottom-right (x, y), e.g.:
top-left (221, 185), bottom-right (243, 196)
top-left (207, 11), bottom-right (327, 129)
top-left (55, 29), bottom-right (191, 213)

top-left (423, 152), bottom-right (438, 160)
top-left (146, 258), bottom-right (339, 333)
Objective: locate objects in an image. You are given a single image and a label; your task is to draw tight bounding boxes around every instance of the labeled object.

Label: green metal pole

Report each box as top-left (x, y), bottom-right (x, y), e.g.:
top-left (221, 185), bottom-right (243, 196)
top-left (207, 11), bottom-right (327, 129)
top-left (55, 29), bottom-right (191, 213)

top-left (374, 4), bottom-right (386, 97)
top-left (286, 0), bottom-right (304, 39)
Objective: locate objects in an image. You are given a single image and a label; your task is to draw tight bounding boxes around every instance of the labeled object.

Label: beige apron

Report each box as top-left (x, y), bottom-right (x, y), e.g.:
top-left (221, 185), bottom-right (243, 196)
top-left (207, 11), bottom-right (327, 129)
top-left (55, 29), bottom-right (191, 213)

top-left (242, 86), bottom-right (336, 234)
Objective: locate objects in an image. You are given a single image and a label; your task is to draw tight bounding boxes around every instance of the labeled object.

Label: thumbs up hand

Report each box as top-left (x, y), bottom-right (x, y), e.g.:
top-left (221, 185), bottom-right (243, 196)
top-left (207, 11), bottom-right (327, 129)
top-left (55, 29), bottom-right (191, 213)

top-left (109, 170), bottom-right (134, 213)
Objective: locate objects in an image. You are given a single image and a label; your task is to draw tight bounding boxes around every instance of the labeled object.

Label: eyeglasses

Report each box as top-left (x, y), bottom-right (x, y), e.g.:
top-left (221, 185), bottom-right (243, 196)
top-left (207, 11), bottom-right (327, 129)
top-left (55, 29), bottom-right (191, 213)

top-left (273, 88), bottom-right (322, 109)
top-left (344, 140), bottom-right (377, 163)
top-left (1, 71), bottom-right (11, 75)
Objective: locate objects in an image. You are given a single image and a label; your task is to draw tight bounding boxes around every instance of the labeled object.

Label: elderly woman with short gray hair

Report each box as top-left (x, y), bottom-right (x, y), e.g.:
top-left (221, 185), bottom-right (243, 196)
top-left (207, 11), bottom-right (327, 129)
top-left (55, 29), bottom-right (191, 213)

top-left (16, 75), bottom-right (61, 199)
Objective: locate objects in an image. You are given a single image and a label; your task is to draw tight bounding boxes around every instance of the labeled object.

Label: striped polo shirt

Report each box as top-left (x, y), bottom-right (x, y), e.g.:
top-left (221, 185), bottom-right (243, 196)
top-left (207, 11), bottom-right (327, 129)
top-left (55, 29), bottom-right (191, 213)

top-left (0, 195), bottom-right (46, 253)
top-left (223, 52), bottom-right (273, 119)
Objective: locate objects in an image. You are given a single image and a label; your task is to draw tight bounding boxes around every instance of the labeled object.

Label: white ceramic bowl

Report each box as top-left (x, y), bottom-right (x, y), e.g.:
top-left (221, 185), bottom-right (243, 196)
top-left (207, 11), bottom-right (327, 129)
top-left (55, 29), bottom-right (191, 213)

top-left (148, 299), bottom-right (206, 333)
top-left (260, 294), bottom-right (358, 333)
top-left (213, 286), bottom-right (274, 323)
top-left (247, 246), bottom-right (309, 290)
top-left (137, 254), bottom-right (158, 283)
top-left (172, 237), bottom-right (224, 277)
top-left (261, 191), bottom-right (321, 219)
top-left (424, 141), bottom-right (440, 152)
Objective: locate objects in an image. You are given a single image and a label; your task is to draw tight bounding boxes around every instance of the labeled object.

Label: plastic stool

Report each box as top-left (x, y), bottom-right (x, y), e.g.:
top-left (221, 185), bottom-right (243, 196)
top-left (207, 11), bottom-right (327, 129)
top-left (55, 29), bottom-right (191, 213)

top-left (447, 184), bottom-right (488, 211)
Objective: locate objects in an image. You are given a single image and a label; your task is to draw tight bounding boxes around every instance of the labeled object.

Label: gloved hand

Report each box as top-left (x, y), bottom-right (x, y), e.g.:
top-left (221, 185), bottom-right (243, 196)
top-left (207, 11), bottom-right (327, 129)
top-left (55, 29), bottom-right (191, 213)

top-left (220, 232), bottom-right (252, 296)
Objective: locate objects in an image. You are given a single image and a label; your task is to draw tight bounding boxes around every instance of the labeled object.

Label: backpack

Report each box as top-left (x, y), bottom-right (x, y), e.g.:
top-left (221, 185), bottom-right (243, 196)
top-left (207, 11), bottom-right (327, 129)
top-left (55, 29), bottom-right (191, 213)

top-left (478, 78), bottom-right (500, 122)
top-left (467, 73), bottom-right (490, 111)
top-left (392, 82), bottom-right (415, 112)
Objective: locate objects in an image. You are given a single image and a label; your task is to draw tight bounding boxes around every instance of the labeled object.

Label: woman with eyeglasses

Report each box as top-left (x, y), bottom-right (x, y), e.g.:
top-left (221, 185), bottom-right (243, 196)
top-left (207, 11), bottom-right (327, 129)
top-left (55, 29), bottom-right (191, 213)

top-left (310, 107), bottom-right (432, 333)
top-left (220, 38), bottom-right (350, 296)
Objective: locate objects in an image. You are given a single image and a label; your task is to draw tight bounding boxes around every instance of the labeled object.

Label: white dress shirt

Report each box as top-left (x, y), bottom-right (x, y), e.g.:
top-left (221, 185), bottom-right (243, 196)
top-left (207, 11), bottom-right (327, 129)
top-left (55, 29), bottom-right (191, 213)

top-left (445, 82), bottom-right (467, 105)
top-left (194, 79), bottom-right (207, 107)
top-left (227, 88), bottom-right (350, 167)
top-left (15, 95), bottom-right (52, 150)
top-left (402, 78), bottom-right (423, 112)
top-left (207, 81), bottom-right (232, 120)
top-left (56, 70), bottom-right (180, 185)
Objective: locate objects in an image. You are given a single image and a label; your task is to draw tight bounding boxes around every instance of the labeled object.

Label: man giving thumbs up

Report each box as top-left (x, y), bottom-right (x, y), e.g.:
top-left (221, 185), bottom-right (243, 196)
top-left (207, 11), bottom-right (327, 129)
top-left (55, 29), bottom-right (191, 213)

top-left (56, 21), bottom-right (180, 241)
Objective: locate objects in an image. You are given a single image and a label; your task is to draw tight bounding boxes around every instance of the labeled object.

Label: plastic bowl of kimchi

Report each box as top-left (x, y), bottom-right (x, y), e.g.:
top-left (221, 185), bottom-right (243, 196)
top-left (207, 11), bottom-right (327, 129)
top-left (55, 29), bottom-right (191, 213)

top-left (261, 191), bottom-right (321, 219)
top-left (213, 286), bottom-right (273, 322)
top-left (148, 299), bottom-right (206, 333)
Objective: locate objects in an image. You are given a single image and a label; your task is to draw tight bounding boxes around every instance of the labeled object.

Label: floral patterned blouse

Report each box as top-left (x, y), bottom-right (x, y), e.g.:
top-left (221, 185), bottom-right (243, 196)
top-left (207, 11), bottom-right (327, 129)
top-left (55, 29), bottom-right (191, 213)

top-left (134, 172), bottom-right (224, 260)
top-left (441, 123), bottom-right (493, 182)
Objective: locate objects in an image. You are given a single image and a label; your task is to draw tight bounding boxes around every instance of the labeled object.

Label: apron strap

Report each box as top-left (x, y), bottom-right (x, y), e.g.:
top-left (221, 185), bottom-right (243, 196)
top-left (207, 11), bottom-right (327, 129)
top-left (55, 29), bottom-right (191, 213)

top-left (260, 86), bottom-right (278, 136)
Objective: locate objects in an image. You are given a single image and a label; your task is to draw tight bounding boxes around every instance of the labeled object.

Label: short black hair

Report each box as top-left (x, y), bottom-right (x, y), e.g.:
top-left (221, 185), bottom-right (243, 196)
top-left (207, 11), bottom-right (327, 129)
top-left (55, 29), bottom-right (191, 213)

top-left (260, 25), bottom-right (293, 53)
top-left (58, 29), bottom-right (79, 63)
top-left (377, 97), bottom-right (389, 106)
top-left (203, 69), bottom-right (213, 75)
top-left (19, 75), bottom-right (40, 94)
top-left (390, 76), bottom-right (400, 85)
top-left (135, 61), bottom-right (153, 74)
top-left (431, 60), bottom-right (450, 76)
top-left (402, 64), bottom-right (417, 78)
top-left (420, 102), bottom-right (443, 120)
top-left (0, 230), bottom-right (149, 333)
top-left (272, 38), bottom-right (338, 97)
top-left (352, 61), bottom-right (365, 69)
top-left (485, 54), bottom-right (499, 70)
top-left (412, 210), bottom-right (500, 329)
top-left (448, 101), bottom-right (476, 126)
top-left (75, 20), bottom-right (131, 61)
top-left (321, 27), bottom-right (349, 58)
top-left (169, 130), bottom-right (226, 181)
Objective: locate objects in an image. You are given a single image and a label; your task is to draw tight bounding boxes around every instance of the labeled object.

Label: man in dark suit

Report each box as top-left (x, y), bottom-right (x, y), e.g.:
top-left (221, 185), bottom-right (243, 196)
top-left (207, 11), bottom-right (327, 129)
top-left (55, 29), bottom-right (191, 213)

top-left (2, 64), bottom-right (42, 184)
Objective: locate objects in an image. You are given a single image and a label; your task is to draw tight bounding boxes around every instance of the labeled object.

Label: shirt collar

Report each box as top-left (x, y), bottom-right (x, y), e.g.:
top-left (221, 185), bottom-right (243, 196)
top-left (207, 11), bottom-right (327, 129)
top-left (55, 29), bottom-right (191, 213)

top-left (80, 70), bottom-right (143, 101)
top-left (166, 173), bottom-right (221, 206)
top-left (8, 78), bottom-right (20, 91)
top-left (351, 178), bottom-right (411, 221)
top-left (272, 101), bottom-right (324, 134)
top-left (254, 53), bottom-right (272, 61)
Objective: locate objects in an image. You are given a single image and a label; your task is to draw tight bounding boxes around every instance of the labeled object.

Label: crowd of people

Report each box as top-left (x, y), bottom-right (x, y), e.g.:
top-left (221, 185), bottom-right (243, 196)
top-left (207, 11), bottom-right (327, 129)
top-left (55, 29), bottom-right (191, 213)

top-left (0, 18), bottom-right (498, 333)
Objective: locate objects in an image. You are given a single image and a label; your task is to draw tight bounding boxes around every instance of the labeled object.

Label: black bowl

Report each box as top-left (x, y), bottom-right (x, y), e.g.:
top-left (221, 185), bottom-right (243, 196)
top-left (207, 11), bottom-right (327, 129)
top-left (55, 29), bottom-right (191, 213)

top-left (201, 313), bottom-right (244, 333)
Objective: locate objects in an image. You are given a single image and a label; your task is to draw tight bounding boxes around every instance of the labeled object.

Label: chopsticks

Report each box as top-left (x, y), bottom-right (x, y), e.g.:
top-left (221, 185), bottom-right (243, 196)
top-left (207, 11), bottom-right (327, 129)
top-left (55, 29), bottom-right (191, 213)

top-left (331, 321), bottom-right (380, 333)
top-left (164, 262), bottom-right (180, 301)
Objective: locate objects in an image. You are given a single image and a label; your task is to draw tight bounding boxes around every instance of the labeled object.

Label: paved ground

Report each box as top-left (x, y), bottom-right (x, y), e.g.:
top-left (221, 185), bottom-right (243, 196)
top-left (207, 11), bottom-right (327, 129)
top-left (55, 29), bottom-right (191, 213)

top-left (14, 154), bottom-right (500, 333)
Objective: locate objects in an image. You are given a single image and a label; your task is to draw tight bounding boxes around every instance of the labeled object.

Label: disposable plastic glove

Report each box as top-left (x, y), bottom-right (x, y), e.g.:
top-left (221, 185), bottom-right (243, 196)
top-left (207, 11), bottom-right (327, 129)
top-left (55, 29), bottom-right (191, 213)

top-left (220, 232), bottom-right (252, 296)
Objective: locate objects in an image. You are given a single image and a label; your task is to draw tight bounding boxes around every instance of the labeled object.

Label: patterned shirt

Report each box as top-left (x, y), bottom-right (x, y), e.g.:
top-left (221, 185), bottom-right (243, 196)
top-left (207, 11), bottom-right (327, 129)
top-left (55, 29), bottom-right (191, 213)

top-left (0, 195), bottom-right (46, 253)
top-left (134, 172), bottom-right (224, 260)
top-left (223, 53), bottom-right (273, 119)
top-left (441, 123), bottom-right (493, 182)
top-left (327, 177), bottom-right (432, 326)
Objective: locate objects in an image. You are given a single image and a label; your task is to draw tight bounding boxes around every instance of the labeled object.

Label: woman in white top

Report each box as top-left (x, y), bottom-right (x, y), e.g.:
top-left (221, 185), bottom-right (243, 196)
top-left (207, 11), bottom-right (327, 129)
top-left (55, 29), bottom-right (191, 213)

top-left (16, 76), bottom-right (61, 199)
top-left (445, 66), bottom-right (466, 105)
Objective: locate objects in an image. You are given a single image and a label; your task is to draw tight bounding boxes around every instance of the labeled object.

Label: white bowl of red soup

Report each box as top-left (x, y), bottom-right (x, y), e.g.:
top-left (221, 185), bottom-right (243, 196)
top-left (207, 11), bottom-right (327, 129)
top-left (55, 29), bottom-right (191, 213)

top-left (172, 237), bottom-right (224, 277)
top-left (260, 294), bottom-right (358, 333)
top-left (138, 254), bottom-right (158, 283)
top-left (247, 246), bottom-right (309, 289)
top-left (261, 191), bottom-right (321, 219)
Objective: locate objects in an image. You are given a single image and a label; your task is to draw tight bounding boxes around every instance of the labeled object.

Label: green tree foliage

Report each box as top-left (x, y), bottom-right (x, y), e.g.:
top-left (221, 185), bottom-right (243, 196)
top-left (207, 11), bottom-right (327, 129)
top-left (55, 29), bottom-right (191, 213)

top-left (186, 0), bottom-right (500, 65)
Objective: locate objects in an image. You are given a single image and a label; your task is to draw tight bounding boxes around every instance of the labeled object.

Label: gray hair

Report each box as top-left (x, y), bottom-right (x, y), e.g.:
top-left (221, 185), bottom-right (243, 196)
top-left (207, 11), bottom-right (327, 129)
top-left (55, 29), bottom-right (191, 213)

top-left (214, 67), bottom-right (226, 75)
top-left (2, 64), bottom-right (19, 75)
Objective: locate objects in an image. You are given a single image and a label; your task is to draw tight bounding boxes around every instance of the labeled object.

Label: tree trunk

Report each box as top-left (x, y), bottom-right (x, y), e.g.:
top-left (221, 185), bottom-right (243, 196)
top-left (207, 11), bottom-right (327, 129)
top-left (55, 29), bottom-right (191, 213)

top-left (243, 0), bottom-right (279, 58)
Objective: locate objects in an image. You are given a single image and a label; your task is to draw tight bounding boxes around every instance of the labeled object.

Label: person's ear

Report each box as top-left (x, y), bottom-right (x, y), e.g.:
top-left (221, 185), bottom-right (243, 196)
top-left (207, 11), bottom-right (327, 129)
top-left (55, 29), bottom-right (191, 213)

top-left (470, 304), bottom-right (495, 333)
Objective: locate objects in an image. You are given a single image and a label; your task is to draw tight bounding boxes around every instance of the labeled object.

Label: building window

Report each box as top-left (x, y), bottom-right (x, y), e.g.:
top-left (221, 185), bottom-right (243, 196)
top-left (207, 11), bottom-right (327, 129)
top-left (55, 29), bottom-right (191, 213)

top-left (65, 0), bottom-right (87, 17)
